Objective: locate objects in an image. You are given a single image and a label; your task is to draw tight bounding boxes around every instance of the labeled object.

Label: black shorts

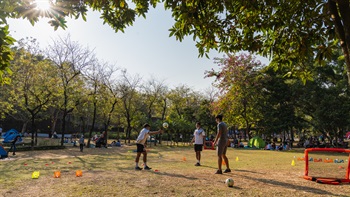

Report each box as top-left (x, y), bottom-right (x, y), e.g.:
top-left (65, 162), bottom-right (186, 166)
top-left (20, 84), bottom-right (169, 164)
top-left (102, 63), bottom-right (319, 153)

top-left (194, 144), bottom-right (203, 152)
top-left (136, 144), bottom-right (146, 153)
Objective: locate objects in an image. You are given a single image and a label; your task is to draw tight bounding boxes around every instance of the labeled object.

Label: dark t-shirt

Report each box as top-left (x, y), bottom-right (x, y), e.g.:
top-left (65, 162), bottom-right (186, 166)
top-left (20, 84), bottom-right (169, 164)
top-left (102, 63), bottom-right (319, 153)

top-left (217, 122), bottom-right (228, 145)
top-left (12, 135), bottom-right (20, 144)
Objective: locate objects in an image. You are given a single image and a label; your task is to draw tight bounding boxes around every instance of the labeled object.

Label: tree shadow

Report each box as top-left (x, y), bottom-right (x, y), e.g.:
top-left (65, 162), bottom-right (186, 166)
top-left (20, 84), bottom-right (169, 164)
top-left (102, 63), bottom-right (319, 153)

top-left (199, 164), bottom-right (217, 169)
top-left (235, 169), bottom-right (264, 174)
top-left (152, 171), bottom-right (198, 180)
top-left (238, 174), bottom-right (345, 196)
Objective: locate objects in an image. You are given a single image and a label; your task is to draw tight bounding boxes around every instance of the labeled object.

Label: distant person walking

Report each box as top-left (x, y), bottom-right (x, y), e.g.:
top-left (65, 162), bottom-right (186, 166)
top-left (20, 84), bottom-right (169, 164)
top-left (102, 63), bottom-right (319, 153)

top-left (191, 122), bottom-right (205, 166)
top-left (8, 135), bottom-right (21, 156)
top-left (213, 114), bottom-right (231, 174)
top-left (135, 123), bottom-right (163, 170)
top-left (79, 135), bottom-right (85, 152)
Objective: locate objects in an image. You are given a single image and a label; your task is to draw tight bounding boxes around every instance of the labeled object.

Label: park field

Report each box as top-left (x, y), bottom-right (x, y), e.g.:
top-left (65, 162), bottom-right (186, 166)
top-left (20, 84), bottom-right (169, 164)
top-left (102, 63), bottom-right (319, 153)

top-left (0, 144), bottom-right (349, 197)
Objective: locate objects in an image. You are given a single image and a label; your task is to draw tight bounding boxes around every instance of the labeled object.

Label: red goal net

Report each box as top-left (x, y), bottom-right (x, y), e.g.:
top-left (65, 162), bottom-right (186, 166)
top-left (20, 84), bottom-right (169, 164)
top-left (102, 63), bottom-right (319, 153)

top-left (304, 148), bottom-right (350, 185)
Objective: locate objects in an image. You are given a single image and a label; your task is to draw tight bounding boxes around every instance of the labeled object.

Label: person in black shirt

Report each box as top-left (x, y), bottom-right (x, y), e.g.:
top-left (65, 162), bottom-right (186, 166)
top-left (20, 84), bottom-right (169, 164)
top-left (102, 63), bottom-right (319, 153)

top-left (8, 135), bottom-right (20, 156)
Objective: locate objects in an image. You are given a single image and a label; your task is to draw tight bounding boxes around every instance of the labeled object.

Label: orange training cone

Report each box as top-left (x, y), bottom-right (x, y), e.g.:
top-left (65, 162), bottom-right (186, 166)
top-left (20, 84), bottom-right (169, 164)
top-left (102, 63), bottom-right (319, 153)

top-left (76, 170), bottom-right (83, 177)
top-left (54, 171), bottom-right (61, 178)
top-left (182, 157), bottom-right (186, 161)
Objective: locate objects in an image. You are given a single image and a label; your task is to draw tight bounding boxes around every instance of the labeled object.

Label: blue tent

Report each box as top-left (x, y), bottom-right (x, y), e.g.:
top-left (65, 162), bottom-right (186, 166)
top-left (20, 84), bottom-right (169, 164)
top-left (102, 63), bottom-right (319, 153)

top-left (2, 129), bottom-right (23, 144)
top-left (2, 129), bottom-right (19, 139)
top-left (0, 146), bottom-right (8, 159)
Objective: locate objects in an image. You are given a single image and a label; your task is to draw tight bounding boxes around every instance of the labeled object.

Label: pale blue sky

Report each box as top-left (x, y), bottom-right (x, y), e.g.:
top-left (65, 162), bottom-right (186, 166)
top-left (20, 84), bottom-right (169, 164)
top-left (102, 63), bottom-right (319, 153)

top-left (8, 6), bottom-right (268, 91)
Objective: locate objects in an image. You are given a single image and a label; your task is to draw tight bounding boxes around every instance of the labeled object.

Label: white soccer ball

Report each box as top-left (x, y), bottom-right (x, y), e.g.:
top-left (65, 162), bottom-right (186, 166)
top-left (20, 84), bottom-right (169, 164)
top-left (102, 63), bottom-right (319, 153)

top-left (162, 122), bottom-right (169, 128)
top-left (225, 178), bottom-right (234, 187)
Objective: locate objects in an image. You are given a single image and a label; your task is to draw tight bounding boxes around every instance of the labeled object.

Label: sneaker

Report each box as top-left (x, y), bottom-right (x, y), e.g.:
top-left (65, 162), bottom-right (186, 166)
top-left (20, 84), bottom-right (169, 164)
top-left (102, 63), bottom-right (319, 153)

top-left (224, 169), bottom-right (231, 173)
top-left (135, 166), bottom-right (142, 170)
top-left (215, 169), bottom-right (222, 174)
top-left (144, 166), bottom-right (152, 170)
top-left (195, 163), bottom-right (201, 166)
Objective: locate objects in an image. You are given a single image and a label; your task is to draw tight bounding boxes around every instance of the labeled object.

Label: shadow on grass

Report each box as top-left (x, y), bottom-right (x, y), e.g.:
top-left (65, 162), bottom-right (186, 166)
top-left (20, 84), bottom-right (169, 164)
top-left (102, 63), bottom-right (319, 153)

top-left (200, 164), bottom-right (217, 169)
top-left (235, 169), bottom-right (264, 174)
top-left (238, 174), bottom-right (344, 196)
top-left (153, 171), bottom-right (198, 180)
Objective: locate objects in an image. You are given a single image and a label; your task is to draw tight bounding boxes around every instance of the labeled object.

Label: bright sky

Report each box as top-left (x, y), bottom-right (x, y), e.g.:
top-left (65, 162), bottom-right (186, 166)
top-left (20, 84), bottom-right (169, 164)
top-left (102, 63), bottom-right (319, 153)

top-left (8, 6), bottom-right (269, 91)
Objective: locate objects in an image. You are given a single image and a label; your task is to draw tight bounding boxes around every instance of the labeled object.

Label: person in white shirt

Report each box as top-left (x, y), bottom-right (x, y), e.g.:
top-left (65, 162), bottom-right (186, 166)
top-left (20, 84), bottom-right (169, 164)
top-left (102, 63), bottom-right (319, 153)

top-left (191, 122), bottom-right (205, 166)
top-left (135, 123), bottom-right (163, 170)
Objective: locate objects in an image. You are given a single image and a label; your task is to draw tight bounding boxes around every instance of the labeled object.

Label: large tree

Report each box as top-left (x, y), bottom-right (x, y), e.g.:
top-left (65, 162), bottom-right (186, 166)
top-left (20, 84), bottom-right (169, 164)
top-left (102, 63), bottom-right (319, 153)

top-left (206, 53), bottom-right (265, 139)
top-left (2, 1), bottom-right (350, 86)
top-left (117, 70), bottom-right (142, 144)
top-left (166, 1), bottom-right (350, 86)
top-left (295, 50), bottom-right (350, 145)
top-left (46, 35), bottom-right (95, 146)
top-left (10, 38), bottom-right (57, 147)
top-left (1, 38), bottom-right (57, 144)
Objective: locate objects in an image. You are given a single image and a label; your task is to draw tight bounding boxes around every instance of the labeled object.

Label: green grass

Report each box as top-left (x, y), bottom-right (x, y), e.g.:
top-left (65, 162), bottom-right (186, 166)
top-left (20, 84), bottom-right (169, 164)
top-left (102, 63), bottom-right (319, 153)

top-left (1, 145), bottom-right (350, 197)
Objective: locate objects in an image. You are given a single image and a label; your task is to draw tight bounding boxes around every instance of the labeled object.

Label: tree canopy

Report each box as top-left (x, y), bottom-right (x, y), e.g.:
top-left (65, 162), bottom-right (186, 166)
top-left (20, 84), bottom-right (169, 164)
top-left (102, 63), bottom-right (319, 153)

top-left (1, 1), bottom-right (350, 85)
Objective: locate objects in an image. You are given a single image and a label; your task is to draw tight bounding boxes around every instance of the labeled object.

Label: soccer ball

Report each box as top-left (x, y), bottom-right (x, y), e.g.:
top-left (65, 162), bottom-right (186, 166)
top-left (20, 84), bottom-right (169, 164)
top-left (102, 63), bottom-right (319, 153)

top-left (225, 178), bottom-right (234, 187)
top-left (162, 122), bottom-right (169, 128)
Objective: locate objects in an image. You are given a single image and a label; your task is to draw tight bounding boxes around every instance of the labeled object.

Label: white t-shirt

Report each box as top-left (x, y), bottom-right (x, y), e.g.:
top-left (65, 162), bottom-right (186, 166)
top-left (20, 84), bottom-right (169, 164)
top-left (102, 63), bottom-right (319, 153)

top-left (136, 128), bottom-right (150, 145)
top-left (193, 128), bottom-right (205, 145)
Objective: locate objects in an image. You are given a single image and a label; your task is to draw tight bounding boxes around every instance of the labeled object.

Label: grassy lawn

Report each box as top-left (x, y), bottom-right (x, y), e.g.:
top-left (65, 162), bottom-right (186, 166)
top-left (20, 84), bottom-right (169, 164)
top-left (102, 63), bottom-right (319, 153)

top-left (0, 144), bottom-right (349, 197)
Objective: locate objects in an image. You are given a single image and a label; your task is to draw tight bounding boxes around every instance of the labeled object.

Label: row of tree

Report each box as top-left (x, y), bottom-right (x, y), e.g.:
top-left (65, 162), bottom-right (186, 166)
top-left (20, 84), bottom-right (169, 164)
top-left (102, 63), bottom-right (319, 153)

top-left (1, 35), bottom-right (350, 149)
top-left (0, 36), bottom-right (218, 148)
top-left (208, 52), bottom-right (350, 146)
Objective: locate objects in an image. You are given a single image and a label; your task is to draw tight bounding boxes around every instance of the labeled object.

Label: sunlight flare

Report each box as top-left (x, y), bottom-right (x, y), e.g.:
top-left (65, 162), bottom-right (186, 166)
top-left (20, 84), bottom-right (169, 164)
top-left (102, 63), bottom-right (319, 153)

top-left (34, 0), bottom-right (52, 10)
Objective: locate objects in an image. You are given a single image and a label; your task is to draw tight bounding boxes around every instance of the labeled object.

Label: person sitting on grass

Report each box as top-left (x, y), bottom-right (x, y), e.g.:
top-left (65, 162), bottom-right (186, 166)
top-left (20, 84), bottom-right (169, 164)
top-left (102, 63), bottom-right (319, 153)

top-left (272, 142), bottom-right (276, 150)
top-left (265, 142), bottom-right (272, 150)
top-left (277, 143), bottom-right (283, 151)
top-left (96, 131), bottom-right (107, 148)
top-left (116, 139), bottom-right (121, 147)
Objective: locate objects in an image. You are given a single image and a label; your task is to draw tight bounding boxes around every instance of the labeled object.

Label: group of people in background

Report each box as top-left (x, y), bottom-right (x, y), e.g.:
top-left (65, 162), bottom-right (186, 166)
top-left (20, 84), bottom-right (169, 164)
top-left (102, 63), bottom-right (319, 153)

top-left (229, 138), bottom-right (245, 148)
top-left (300, 135), bottom-right (348, 148)
top-left (264, 141), bottom-right (290, 151)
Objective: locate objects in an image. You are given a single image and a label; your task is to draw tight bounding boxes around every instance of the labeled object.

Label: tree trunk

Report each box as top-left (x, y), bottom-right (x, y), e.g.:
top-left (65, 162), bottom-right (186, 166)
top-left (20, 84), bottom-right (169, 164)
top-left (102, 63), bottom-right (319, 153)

top-left (329, 1), bottom-right (350, 86)
top-left (127, 127), bottom-right (132, 144)
top-left (30, 114), bottom-right (35, 149)
top-left (87, 101), bottom-right (97, 148)
top-left (60, 111), bottom-right (67, 146)
top-left (50, 111), bottom-right (59, 137)
top-left (290, 127), bottom-right (294, 149)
